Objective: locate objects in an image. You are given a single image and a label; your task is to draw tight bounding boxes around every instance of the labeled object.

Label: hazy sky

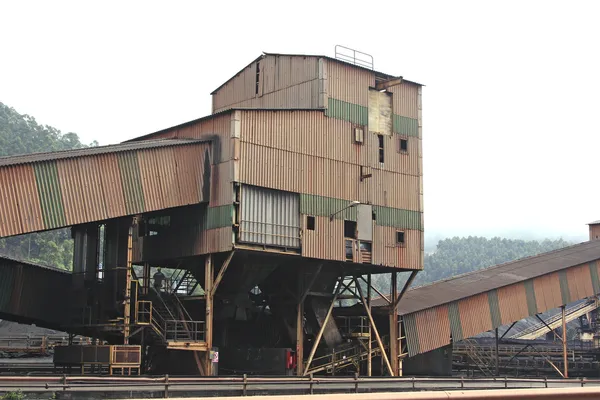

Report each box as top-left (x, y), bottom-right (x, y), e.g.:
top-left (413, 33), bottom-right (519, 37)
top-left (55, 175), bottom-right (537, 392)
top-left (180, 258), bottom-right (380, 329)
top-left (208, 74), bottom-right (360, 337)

top-left (1, 0), bottom-right (598, 242)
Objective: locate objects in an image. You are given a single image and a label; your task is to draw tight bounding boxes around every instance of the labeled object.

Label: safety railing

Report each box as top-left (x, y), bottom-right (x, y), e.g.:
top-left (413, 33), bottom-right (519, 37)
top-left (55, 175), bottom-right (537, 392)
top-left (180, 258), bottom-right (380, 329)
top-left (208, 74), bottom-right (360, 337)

top-left (335, 45), bottom-right (374, 70)
top-left (338, 316), bottom-right (370, 338)
top-left (307, 337), bottom-right (387, 375)
top-left (136, 300), bottom-right (204, 343)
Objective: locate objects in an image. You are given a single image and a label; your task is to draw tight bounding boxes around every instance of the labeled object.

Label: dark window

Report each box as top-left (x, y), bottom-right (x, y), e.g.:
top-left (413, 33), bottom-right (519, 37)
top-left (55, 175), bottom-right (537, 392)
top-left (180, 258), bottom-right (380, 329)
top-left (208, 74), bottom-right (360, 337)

top-left (344, 220), bottom-right (357, 238)
top-left (255, 62), bottom-right (260, 95)
top-left (378, 134), bottom-right (384, 163)
top-left (306, 215), bottom-right (315, 230)
top-left (372, 211), bottom-right (376, 221)
top-left (400, 138), bottom-right (408, 152)
top-left (396, 231), bottom-right (405, 245)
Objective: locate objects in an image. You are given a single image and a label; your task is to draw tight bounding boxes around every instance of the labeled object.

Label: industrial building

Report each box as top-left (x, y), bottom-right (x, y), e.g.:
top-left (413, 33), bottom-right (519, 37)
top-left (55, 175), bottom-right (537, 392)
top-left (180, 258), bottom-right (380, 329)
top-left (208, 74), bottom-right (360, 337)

top-left (2, 49), bottom-right (600, 379)
top-left (0, 48), bottom-right (423, 376)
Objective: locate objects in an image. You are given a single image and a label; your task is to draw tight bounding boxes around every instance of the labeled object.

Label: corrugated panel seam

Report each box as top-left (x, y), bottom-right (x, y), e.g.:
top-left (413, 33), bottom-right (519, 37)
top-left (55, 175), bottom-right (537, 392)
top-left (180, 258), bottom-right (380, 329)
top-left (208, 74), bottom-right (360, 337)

top-left (558, 270), bottom-right (571, 305)
top-left (448, 302), bottom-right (463, 341)
top-left (403, 313), bottom-right (420, 357)
top-left (33, 162), bottom-right (66, 229)
top-left (487, 290), bottom-right (502, 328)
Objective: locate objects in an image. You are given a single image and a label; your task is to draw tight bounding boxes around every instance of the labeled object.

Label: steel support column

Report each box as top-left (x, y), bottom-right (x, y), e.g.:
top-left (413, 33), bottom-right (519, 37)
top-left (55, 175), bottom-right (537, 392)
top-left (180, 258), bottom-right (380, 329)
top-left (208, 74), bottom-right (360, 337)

top-left (204, 254), bottom-right (214, 375)
top-left (367, 273), bottom-right (372, 377)
top-left (495, 328), bottom-right (499, 376)
top-left (303, 277), bottom-right (343, 375)
top-left (123, 220), bottom-right (134, 344)
top-left (389, 272), bottom-right (399, 376)
top-left (562, 305), bottom-right (568, 378)
top-left (355, 277), bottom-right (394, 376)
top-left (296, 269), bottom-right (304, 376)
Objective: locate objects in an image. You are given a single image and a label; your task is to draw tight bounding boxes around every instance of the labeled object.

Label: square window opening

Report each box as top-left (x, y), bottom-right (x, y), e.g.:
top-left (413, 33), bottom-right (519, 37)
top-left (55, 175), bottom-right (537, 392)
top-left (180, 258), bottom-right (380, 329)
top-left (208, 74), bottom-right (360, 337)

top-left (396, 231), bottom-right (405, 245)
top-left (400, 138), bottom-right (408, 152)
top-left (344, 220), bottom-right (357, 238)
top-left (306, 215), bottom-right (315, 231)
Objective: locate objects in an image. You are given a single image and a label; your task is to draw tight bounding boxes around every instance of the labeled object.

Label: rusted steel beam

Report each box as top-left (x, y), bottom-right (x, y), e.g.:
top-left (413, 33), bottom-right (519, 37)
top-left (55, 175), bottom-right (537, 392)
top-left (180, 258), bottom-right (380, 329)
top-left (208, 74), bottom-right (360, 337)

top-left (393, 271), bottom-right (418, 310)
top-left (355, 277), bottom-right (394, 376)
top-left (211, 251), bottom-right (235, 296)
top-left (303, 277), bottom-right (343, 375)
top-left (562, 305), bottom-right (568, 378)
top-left (359, 276), bottom-right (390, 304)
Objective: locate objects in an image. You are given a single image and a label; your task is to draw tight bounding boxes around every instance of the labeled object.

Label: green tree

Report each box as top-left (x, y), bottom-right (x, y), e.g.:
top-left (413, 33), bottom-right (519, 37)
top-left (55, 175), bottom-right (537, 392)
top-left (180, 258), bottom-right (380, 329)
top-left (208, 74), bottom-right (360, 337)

top-left (0, 102), bottom-right (98, 270)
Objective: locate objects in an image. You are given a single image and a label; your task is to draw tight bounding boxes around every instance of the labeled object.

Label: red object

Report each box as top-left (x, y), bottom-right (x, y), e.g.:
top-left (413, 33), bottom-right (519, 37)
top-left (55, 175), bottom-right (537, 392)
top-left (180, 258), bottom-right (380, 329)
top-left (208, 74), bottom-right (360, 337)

top-left (285, 350), bottom-right (296, 370)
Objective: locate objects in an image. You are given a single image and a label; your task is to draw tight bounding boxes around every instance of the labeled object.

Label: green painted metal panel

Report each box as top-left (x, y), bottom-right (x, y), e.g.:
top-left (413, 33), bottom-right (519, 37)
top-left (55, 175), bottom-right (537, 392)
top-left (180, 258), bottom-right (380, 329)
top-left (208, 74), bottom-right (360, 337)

top-left (393, 115), bottom-right (419, 137)
top-left (33, 162), bottom-right (66, 229)
top-left (325, 98), bottom-right (368, 126)
top-left (0, 262), bottom-right (15, 312)
top-left (373, 206), bottom-right (422, 231)
top-left (300, 193), bottom-right (423, 230)
top-left (403, 313), bottom-right (420, 357)
top-left (204, 205), bottom-right (234, 230)
top-left (300, 194), bottom-right (357, 221)
top-left (524, 280), bottom-right (538, 316)
top-left (590, 261), bottom-right (600, 294)
top-left (448, 302), bottom-right (463, 341)
top-left (117, 152), bottom-right (145, 215)
top-left (487, 290), bottom-right (502, 328)
top-left (558, 270), bottom-right (571, 305)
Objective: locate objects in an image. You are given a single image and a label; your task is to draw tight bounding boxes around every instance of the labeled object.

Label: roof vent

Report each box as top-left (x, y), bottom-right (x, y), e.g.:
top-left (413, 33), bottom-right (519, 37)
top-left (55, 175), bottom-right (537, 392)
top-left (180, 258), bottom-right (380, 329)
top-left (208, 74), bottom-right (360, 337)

top-left (335, 45), bottom-right (374, 70)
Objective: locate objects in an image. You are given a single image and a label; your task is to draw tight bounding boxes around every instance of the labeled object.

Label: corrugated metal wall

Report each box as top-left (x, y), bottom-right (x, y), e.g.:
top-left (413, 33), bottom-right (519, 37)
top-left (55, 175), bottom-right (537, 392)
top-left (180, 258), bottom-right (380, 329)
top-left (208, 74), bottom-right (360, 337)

top-left (301, 216), bottom-right (345, 262)
top-left (0, 142), bottom-right (211, 238)
top-left (240, 110), bottom-right (419, 176)
top-left (238, 142), bottom-right (420, 211)
top-left (372, 227), bottom-right (420, 269)
top-left (212, 55), bottom-right (322, 113)
top-left (0, 257), bottom-right (71, 327)
top-left (406, 260), bottom-right (600, 357)
top-left (239, 185), bottom-right (300, 248)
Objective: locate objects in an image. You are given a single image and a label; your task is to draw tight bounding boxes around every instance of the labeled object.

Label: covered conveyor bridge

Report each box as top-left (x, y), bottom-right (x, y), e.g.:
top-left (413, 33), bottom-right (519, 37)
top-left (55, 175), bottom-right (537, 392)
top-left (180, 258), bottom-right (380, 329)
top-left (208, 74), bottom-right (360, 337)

top-left (0, 138), bottom-right (211, 238)
top-left (381, 240), bottom-right (600, 357)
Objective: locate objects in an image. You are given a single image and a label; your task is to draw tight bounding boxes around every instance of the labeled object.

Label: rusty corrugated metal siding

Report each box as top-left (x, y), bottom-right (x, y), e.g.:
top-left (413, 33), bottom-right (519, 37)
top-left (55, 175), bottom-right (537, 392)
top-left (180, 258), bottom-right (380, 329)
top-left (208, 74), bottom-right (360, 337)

top-left (413, 305), bottom-right (452, 355)
top-left (395, 241), bottom-right (600, 357)
top-left (533, 272), bottom-right (563, 313)
top-left (590, 261), bottom-right (600, 294)
top-left (566, 264), bottom-right (594, 303)
top-left (239, 110), bottom-right (419, 176)
top-left (34, 162), bottom-right (66, 229)
top-left (589, 224), bottom-right (600, 240)
top-left (457, 293), bottom-right (492, 339)
top-left (558, 269), bottom-right (572, 305)
top-left (387, 82), bottom-right (419, 119)
top-left (327, 60), bottom-right (374, 107)
top-left (447, 302), bottom-right (463, 341)
top-left (239, 142), bottom-right (419, 211)
top-left (372, 227), bottom-right (421, 269)
top-left (0, 257), bottom-right (70, 327)
top-left (0, 165), bottom-right (44, 237)
top-left (301, 216), bottom-right (345, 261)
top-left (524, 279), bottom-right (538, 315)
top-left (0, 140), bottom-right (212, 238)
top-left (497, 283), bottom-right (529, 325)
top-left (487, 290), bottom-right (502, 328)
top-left (212, 55), bottom-right (321, 113)
top-left (403, 313), bottom-right (420, 357)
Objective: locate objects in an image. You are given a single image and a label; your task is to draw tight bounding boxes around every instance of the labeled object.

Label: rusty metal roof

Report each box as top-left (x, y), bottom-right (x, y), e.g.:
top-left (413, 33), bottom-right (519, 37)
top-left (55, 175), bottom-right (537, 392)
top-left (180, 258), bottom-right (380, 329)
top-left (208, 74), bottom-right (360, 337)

top-left (376, 240), bottom-right (600, 315)
top-left (0, 138), bottom-right (206, 167)
top-left (0, 253), bottom-right (70, 274)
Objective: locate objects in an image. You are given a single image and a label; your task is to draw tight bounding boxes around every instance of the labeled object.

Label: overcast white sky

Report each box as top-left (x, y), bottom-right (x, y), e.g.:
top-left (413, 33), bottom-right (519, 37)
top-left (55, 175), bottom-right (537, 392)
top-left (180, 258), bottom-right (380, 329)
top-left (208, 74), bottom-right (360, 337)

top-left (1, 0), bottom-right (598, 243)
